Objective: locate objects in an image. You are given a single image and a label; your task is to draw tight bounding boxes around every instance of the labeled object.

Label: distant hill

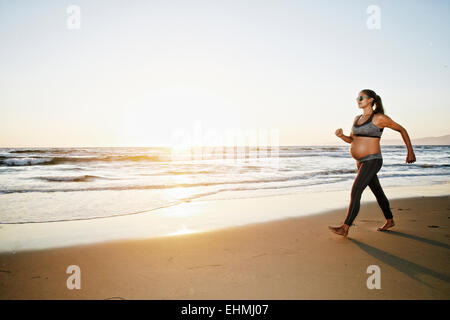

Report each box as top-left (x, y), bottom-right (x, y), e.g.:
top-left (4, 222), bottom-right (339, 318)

top-left (381, 134), bottom-right (450, 145)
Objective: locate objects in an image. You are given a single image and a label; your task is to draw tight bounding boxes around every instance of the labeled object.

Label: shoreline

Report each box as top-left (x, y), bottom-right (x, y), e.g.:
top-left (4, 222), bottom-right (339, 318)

top-left (0, 182), bottom-right (449, 253)
top-left (0, 194), bottom-right (449, 299)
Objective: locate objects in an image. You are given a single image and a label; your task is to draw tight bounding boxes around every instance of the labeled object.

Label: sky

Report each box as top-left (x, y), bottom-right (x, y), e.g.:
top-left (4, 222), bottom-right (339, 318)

top-left (0, 0), bottom-right (449, 147)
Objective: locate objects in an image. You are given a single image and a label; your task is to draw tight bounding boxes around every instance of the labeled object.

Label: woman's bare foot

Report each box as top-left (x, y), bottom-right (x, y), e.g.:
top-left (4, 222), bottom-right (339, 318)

top-left (328, 224), bottom-right (349, 237)
top-left (377, 219), bottom-right (395, 231)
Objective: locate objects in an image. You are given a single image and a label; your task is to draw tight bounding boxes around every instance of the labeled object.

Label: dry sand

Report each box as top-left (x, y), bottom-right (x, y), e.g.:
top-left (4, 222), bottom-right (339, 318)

top-left (0, 195), bottom-right (449, 299)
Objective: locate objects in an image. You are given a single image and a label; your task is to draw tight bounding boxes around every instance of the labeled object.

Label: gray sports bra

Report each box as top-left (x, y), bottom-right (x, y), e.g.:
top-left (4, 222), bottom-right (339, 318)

top-left (352, 111), bottom-right (384, 138)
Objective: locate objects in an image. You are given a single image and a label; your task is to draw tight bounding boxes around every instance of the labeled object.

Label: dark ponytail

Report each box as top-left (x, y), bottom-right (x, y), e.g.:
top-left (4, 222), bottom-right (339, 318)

top-left (361, 89), bottom-right (385, 114)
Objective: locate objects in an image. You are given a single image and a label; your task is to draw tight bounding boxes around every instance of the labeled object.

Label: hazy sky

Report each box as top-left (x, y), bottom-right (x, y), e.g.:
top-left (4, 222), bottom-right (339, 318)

top-left (0, 0), bottom-right (449, 147)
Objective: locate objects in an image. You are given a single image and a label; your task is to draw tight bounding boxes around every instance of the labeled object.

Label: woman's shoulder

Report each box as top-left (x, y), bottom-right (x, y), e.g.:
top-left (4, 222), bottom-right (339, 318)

top-left (373, 112), bottom-right (392, 127)
top-left (373, 112), bottom-right (391, 120)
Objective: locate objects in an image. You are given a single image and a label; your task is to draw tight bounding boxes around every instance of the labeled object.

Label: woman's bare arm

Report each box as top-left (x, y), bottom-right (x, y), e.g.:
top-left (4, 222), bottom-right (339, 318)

top-left (341, 132), bottom-right (353, 144)
top-left (378, 115), bottom-right (416, 163)
top-left (335, 116), bottom-right (358, 144)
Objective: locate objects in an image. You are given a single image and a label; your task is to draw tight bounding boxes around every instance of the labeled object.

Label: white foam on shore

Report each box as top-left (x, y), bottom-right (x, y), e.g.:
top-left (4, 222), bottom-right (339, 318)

top-left (0, 182), bottom-right (449, 253)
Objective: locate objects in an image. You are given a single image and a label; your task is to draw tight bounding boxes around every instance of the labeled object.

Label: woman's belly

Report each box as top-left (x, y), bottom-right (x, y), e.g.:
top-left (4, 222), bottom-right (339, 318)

top-left (350, 136), bottom-right (381, 160)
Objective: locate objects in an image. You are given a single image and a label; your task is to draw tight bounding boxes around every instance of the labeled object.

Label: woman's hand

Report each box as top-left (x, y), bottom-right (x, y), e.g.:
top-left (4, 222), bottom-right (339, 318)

top-left (406, 151), bottom-right (416, 163)
top-left (380, 116), bottom-right (416, 164)
top-left (335, 128), bottom-right (344, 138)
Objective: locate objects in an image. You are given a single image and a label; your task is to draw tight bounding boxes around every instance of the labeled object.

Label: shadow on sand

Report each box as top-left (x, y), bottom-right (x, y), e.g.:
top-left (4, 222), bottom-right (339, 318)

top-left (349, 238), bottom-right (450, 289)
top-left (383, 230), bottom-right (450, 250)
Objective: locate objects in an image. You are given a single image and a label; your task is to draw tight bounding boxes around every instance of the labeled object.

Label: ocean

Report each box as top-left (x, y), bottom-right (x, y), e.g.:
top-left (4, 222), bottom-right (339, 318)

top-left (0, 145), bottom-right (449, 224)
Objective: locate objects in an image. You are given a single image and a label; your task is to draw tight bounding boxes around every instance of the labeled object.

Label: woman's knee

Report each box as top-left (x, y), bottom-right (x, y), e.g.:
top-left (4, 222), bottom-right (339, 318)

top-left (351, 185), bottom-right (364, 198)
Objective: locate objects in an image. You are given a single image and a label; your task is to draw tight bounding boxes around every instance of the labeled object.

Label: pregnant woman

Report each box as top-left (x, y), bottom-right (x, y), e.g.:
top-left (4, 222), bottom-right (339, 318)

top-left (329, 89), bottom-right (416, 237)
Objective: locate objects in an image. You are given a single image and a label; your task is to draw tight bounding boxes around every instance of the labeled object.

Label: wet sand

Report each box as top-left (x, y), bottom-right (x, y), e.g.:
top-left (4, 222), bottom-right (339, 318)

top-left (1, 195), bottom-right (449, 299)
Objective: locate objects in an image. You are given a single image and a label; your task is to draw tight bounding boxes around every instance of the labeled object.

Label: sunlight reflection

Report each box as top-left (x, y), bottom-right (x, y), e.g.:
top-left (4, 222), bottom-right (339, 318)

top-left (168, 224), bottom-right (196, 236)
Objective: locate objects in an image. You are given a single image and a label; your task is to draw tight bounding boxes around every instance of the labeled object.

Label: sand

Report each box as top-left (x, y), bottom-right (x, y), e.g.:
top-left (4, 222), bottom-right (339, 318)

top-left (0, 195), bottom-right (449, 300)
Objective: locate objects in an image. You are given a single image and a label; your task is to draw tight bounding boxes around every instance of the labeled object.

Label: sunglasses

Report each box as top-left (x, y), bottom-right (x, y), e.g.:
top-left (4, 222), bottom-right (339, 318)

top-left (356, 95), bottom-right (371, 101)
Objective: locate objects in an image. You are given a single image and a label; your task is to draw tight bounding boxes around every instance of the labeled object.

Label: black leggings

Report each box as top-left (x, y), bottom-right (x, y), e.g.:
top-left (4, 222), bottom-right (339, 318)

top-left (344, 158), bottom-right (393, 226)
